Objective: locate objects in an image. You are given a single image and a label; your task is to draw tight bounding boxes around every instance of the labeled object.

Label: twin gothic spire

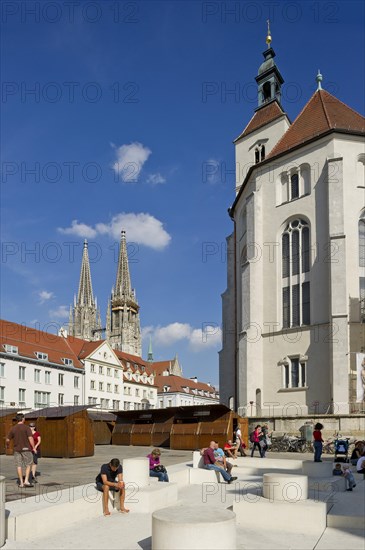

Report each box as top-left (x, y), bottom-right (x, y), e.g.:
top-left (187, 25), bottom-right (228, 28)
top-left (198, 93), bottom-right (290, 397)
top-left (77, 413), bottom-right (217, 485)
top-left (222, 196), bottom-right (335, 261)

top-left (68, 231), bottom-right (141, 356)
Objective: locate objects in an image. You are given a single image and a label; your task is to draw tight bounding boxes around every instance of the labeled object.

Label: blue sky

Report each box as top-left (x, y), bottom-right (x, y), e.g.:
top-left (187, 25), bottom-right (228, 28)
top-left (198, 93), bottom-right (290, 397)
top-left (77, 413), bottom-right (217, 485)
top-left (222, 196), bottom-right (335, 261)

top-left (1, 1), bottom-right (364, 386)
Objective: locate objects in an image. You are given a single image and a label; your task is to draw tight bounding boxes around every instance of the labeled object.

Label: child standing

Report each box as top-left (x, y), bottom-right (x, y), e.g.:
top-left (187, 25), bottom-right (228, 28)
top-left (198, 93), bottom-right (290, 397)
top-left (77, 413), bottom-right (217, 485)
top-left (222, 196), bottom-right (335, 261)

top-left (342, 464), bottom-right (356, 491)
top-left (332, 463), bottom-right (343, 476)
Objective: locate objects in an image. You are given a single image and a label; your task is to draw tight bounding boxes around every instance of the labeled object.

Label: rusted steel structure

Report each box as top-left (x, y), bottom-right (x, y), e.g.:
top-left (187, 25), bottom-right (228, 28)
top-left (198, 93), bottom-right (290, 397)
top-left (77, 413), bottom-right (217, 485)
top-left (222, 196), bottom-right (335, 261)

top-left (25, 405), bottom-right (94, 458)
top-left (0, 409), bottom-right (19, 455)
top-left (88, 410), bottom-right (116, 445)
top-left (112, 405), bottom-right (248, 450)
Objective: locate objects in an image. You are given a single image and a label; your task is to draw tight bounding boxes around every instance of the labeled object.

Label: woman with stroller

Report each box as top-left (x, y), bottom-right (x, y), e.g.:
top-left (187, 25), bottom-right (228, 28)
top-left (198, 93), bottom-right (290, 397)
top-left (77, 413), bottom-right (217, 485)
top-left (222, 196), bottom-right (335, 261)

top-left (313, 422), bottom-right (324, 462)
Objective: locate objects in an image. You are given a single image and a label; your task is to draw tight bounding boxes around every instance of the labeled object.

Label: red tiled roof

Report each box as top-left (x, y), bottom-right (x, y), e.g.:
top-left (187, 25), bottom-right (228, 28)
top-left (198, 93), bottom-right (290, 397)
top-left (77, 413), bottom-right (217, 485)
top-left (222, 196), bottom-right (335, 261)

top-left (152, 360), bottom-right (175, 375)
top-left (155, 374), bottom-right (218, 396)
top-left (267, 89), bottom-right (365, 158)
top-left (0, 320), bottom-right (84, 369)
top-left (235, 100), bottom-right (287, 141)
top-left (114, 349), bottom-right (154, 377)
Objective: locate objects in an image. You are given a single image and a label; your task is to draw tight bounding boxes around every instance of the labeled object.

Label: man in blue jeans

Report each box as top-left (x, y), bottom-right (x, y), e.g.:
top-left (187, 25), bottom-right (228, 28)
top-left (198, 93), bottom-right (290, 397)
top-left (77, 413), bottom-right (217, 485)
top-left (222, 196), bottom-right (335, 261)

top-left (203, 441), bottom-right (237, 484)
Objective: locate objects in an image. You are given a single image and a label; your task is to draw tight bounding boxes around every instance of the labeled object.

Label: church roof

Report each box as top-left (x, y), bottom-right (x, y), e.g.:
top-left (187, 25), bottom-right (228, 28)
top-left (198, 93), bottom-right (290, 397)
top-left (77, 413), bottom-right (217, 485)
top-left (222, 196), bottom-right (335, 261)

top-left (234, 100), bottom-right (287, 141)
top-left (154, 373), bottom-right (218, 397)
top-left (267, 89), bottom-right (365, 159)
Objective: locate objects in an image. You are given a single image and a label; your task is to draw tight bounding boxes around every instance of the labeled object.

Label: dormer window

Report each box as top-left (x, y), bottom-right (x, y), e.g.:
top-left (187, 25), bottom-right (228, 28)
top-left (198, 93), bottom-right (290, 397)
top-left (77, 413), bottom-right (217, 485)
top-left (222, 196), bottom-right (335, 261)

top-left (4, 344), bottom-right (18, 354)
top-left (62, 358), bottom-right (74, 366)
top-left (35, 352), bottom-right (48, 361)
top-left (163, 386), bottom-right (170, 392)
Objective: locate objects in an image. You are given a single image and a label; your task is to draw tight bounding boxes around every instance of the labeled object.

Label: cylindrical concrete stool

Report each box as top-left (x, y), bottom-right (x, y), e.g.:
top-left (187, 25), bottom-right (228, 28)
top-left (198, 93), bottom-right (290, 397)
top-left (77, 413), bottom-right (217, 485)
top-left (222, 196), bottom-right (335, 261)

top-left (263, 473), bottom-right (308, 502)
top-left (123, 458), bottom-right (150, 487)
top-left (152, 505), bottom-right (236, 550)
top-left (0, 476), bottom-right (5, 547)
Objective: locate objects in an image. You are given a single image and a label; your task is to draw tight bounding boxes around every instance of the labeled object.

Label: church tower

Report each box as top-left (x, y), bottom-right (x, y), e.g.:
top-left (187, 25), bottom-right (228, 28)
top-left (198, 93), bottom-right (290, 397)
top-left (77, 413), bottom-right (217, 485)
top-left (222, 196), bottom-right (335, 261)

top-left (68, 240), bottom-right (102, 340)
top-left (106, 231), bottom-right (142, 356)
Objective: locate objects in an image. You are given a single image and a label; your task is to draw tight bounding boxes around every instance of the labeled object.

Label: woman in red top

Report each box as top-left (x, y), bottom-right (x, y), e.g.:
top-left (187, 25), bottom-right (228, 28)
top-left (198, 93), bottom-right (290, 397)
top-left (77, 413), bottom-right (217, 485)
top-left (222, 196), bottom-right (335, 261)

top-left (29, 423), bottom-right (41, 482)
top-left (313, 422), bottom-right (324, 462)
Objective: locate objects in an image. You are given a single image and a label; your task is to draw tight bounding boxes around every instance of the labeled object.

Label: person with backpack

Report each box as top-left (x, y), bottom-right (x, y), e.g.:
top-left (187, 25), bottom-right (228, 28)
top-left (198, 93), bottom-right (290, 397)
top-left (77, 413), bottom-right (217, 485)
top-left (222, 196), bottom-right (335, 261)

top-left (250, 425), bottom-right (263, 458)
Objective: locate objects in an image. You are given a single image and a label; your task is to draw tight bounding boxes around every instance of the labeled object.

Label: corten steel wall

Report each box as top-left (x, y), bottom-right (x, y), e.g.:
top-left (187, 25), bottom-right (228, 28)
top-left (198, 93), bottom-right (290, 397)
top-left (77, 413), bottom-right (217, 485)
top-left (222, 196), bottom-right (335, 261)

top-left (151, 421), bottom-right (173, 447)
top-left (170, 423), bottom-right (200, 450)
top-left (26, 410), bottom-right (94, 458)
top-left (92, 421), bottom-right (115, 445)
top-left (112, 423), bottom-right (133, 445)
top-left (130, 424), bottom-right (153, 446)
top-left (0, 411), bottom-right (18, 455)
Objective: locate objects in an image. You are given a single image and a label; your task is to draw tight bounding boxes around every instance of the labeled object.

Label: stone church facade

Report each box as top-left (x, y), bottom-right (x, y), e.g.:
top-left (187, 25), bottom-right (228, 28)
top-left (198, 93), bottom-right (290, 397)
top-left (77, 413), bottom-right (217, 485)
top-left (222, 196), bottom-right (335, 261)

top-left (219, 32), bottom-right (365, 417)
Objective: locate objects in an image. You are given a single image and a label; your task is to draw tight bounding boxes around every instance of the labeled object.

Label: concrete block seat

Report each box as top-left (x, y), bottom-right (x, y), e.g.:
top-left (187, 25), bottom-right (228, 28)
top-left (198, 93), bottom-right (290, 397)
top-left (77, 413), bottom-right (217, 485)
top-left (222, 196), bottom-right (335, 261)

top-left (152, 505), bottom-right (236, 550)
top-left (191, 451), bottom-right (221, 484)
top-left (302, 460), bottom-right (334, 478)
top-left (233, 472), bottom-right (327, 534)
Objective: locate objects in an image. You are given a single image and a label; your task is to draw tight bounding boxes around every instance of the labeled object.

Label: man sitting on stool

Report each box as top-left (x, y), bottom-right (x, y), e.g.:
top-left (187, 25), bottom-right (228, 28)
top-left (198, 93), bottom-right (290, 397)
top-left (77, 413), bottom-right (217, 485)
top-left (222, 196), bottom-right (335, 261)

top-left (96, 458), bottom-right (129, 516)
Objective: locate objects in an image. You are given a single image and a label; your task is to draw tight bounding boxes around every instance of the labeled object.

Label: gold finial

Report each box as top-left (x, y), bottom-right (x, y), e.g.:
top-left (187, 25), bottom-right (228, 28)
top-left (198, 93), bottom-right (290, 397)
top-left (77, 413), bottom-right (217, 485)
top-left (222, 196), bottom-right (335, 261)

top-left (266, 19), bottom-right (272, 47)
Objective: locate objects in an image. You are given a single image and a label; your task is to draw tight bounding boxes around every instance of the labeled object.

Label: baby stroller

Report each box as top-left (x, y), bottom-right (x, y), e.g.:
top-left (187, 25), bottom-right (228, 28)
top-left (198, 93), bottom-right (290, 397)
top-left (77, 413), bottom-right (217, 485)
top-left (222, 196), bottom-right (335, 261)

top-left (334, 438), bottom-right (350, 463)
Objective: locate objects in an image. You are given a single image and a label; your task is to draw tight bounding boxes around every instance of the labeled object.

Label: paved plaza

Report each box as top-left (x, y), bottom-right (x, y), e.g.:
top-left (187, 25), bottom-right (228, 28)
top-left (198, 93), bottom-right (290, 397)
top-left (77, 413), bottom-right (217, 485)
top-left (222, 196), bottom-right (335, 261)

top-left (1, 445), bottom-right (364, 549)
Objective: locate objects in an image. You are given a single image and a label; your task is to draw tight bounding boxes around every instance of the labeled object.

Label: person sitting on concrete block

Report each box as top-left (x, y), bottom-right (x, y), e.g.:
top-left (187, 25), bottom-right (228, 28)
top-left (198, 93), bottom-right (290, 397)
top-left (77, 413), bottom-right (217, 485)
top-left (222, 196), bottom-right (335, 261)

top-left (203, 441), bottom-right (237, 484)
top-left (223, 440), bottom-right (238, 459)
top-left (214, 442), bottom-right (234, 475)
top-left (96, 458), bottom-right (129, 516)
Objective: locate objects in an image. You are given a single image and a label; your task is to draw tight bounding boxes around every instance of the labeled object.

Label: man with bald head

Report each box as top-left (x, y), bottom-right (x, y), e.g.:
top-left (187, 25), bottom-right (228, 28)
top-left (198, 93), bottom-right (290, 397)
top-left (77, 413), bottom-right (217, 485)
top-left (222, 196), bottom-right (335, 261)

top-left (203, 441), bottom-right (237, 484)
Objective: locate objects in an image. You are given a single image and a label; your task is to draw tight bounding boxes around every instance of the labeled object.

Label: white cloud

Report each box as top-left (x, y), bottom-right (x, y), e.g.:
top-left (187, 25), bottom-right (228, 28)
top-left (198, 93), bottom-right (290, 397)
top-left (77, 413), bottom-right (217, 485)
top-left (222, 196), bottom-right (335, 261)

top-left (146, 173), bottom-right (166, 185)
top-left (58, 220), bottom-right (97, 238)
top-left (112, 142), bottom-right (151, 182)
top-left (39, 290), bottom-right (54, 304)
top-left (142, 323), bottom-right (222, 351)
top-left (49, 305), bottom-right (69, 319)
top-left (58, 212), bottom-right (171, 250)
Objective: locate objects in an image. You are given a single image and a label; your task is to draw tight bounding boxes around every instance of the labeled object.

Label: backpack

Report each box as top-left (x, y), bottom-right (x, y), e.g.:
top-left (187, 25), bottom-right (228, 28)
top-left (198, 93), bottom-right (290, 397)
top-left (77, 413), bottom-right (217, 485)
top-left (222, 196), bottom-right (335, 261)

top-left (249, 432), bottom-right (255, 443)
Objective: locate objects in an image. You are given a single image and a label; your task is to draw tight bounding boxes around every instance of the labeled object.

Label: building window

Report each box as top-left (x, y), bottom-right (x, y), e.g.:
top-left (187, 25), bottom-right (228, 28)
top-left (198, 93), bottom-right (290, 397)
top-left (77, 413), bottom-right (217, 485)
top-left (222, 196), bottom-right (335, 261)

top-left (58, 373), bottom-right (64, 386)
top-left (0, 363), bottom-right (5, 378)
top-left (290, 173), bottom-right (299, 199)
top-left (168, 399), bottom-right (172, 407)
top-left (58, 393), bottom-right (64, 405)
top-left (90, 363), bottom-right (95, 373)
top-left (114, 385), bottom-right (119, 393)
top-left (35, 352), bottom-right (48, 360)
top-left (19, 388), bottom-right (26, 405)
top-left (113, 400), bottom-right (120, 409)
top-left (74, 376), bottom-right (79, 388)
top-left (283, 358), bottom-right (307, 388)
top-left (99, 382), bottom-right (103, 391)
top-left (0, 386), bottom-right (5, 404)
top-left (74, 395), bottom-right (79, 405)
top-left (255, 148), bottom-right (260, 164)
top-left (107, 368), bottom-right (111, 376)
top-left (45, 370), bottom-right (51, 384)
top-left (88, 397), bottom-right (97, 405)
top-left (19, 366), bottom-right (26, 380)
top-left (260, 145), bottom-right (265, 161)
top-left (99, 366), bottom-right (103, 375)
top-left (62, 358), bottom-right (73, 366)
top-left (114, 369), bottom-right (119, 378)
top-left (282, 219), bottom-right (311, 327)
top-left (135, 388), bottom-right (140, 397)
top-left (90, 380), bottom-right (96, 390)
top-left (107, 383), bottom-right (112, 393)
top-left (143, 390), bottom-right (147, 398)
top-left (4, 344), bottom-right (18, 354)
top-left (34, 391), bottom-right (50, 408)
top-left (34, 369), bottom-right (41, 383)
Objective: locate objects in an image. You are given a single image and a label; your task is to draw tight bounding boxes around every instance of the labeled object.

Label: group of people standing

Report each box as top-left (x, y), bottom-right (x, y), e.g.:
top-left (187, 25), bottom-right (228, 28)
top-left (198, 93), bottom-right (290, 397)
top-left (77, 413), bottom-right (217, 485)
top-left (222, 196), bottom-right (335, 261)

top-left (5, 413), bottom-right (41, 488)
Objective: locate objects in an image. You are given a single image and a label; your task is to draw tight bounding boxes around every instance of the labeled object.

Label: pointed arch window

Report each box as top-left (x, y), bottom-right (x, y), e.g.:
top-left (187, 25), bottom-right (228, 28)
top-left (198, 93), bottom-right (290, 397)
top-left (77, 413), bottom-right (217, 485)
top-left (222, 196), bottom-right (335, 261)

top-left (282, 219), bottom-right (311, 328)
top-left (255, 148), bottom-right (260, 164)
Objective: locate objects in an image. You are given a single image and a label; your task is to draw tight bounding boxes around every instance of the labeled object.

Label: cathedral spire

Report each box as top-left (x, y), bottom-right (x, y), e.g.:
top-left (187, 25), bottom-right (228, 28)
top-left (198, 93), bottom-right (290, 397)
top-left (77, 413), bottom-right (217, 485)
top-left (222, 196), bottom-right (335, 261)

top-left (106, 230), bottom-right (141, 355)
top-left (68, 239), bottom-right (101, 341)
top-left (77, 240), bottom-right (95, 307)
top-left (114, 230), bottom-right (132, 299)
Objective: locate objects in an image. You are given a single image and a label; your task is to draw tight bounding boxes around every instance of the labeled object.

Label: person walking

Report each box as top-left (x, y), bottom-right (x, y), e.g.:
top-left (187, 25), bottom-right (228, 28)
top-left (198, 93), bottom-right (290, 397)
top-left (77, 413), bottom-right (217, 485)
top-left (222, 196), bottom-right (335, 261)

top-left (251, 425), bottom-right (263, 458)
top-left (6, 413), bottom-right (35, 488)
top-left (29, 423), bottom-right (41, 483)
top-left (313, 422), bottom-right (324, 462)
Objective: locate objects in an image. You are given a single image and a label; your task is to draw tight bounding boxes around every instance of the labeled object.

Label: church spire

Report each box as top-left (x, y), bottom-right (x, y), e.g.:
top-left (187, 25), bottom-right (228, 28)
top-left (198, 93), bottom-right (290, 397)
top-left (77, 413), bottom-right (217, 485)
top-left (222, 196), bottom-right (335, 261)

top-left (77, 240), bottom-right (95, 307)
top-left (106, 230), bottom-right (141, 356)
top-left (114, 230), bottom-right (132, 299)
top-left (255, 22), bottom-right (284, 108)
top-left (68, 239), bottom-right (101, 341)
